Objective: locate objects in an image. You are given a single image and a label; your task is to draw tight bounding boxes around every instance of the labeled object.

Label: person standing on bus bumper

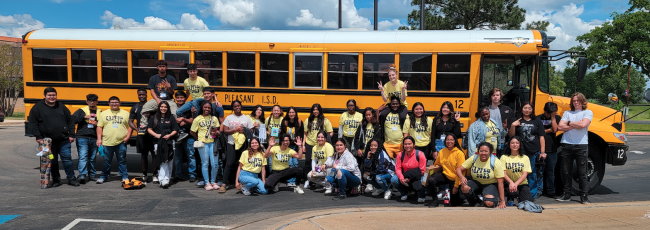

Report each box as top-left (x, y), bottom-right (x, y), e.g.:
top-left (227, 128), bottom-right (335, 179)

top-left (537, 102), bottom-right (560, 197)
top-left (556, 93), bottom-right (593, 204)
top-left (28, 87), bottom-right (78, 187)
top-left (71, 94), bottom-right (101, 184)
top-left (378, 64), bottom-right (408, 119)
top-left (142, 60), bottom-right (178, 122)
top-left (488, 88), bottom-right (513, 156)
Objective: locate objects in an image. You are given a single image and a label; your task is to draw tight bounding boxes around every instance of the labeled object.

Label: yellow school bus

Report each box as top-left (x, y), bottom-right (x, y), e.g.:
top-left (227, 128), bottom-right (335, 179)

top-left (21, 29), bottom-right (627, 193)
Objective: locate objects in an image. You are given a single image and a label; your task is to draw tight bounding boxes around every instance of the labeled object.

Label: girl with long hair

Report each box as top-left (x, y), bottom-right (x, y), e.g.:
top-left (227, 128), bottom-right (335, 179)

top-left (391, 136), bottom-right (427, 202)
top-left (306, 131), bottom-right (335, 192)
top-left (280, 106), bottom-right (304, 187)
top-left (362, 139), bottom-right (395, 200)
top-left (190, 102), bottom-right (221, 191)
top-left (266, 105), bottom-right (284, 146)
top-left (146, 101), bottom-right (179, 188)
top-left (354, 107), bottom-right (382, 156)
top-left (500, 136), bottom-right (534, 205)
top-left (403, 102), bottom-right (434, 160)
top-left (508, 101), bottom-right (545, 198)
top-left (302, 103), bottom-right (333, 188)
top-left (432, 101), bottom-right (461, 159)
top-left (235, 137), bottom-right (267, 195)
top-left (426, 133), bottom-right (465, 207)
top-left (324, 138), bottom-right (361, 200)
top-left (248, 105), bottom-right (265, 139)
top-left (378, 63), bottom-right (408, 119)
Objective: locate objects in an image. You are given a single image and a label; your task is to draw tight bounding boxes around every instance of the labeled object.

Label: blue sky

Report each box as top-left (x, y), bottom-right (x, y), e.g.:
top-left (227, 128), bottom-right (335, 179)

top-left (1, 0), bottom-right (645, 87)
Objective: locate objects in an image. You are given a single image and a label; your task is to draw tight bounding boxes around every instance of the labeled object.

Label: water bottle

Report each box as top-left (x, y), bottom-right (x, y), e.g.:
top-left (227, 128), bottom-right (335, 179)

top-left (443, 189), bottom-right (451, 207)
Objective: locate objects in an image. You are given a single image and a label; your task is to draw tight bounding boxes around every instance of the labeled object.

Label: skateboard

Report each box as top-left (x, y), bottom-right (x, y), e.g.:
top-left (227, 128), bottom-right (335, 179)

top-left (39, 138), bottom-right (52, 189)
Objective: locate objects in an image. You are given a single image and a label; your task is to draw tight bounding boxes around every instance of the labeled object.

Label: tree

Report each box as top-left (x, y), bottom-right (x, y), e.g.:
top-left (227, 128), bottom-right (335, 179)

top-left (576, 0), bottom-right (650, 77)
top-left (524, 20), bottom-right (550, 31)
top-left (549, 65), bottom-right (566, 96)
top-left (399, 0), bottom-right (527, 30)
top-left (0, 43), bottom-right (23, 116)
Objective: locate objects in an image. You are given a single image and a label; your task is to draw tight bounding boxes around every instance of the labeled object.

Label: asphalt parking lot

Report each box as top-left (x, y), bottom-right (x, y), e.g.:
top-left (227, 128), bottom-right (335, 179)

top-left (1, 124), bottom-right (650, 229)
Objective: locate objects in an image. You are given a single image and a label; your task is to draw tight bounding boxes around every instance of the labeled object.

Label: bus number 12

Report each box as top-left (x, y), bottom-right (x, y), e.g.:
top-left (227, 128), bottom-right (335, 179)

top-left (455, 100), bottom-right (464, 109)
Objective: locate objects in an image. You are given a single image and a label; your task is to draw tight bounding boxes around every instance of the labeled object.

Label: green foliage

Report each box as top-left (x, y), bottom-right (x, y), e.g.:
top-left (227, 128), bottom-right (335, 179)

top-left (563, 61), bottom-right (647, 104)
top-left (549, 65), bottom-right (566, 96)
top-left (0, 43), bottom-right (23, 117)
top-left (399, 0), bottom-right (526, 30)
top-left (524, 20), bottom-right (550, 31)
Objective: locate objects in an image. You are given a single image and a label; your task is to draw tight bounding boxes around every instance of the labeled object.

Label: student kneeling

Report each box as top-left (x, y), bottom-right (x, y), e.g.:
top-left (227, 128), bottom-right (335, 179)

top-left (236, 138), bottom-right (267, 195)
top-left (264, 135), bottom-right (305, 194)
top-left (324, 138), bottom-right (361, 200)
top-left (456, 142), bottom-right (507, 209)
top-left (391, 136), bottom-right (427, 203)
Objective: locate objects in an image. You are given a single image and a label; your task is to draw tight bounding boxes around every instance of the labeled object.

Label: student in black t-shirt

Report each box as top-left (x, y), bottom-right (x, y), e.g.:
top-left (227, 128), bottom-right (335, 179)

top-left (508, 101), bottom-right (545, 199)
top-left (129, 88), bottom-right (157, 183)
top-left (147, 101), bottom-right (179, 188)
top-left (141, 60), bottom-right (179, 124)
top-left (432, 101), bottom-right (461, 160)
top-left (537, 102), bottom-right (561, 197)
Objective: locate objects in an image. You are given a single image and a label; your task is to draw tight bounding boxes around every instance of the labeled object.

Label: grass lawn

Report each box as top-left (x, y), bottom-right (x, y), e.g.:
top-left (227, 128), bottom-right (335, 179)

top-left (626, 106), bottom-right (650, 121)
top-left (626, 123), bottom-right (650, 133)
top-left (5, 112), bottom-right (25, 120)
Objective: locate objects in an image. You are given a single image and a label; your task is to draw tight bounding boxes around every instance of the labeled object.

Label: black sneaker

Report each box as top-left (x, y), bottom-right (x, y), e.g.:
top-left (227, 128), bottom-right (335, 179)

top-left (332, 195), bottom-right (347, 201)
top-left (51, 179), bottom-right (61, 187)
top-left (176, 132), bottom-right (189, 142)
top-left (555, 193), bottom-right (571, 202)
top-left (78, 176), bottom-right (86, 184)
top-left (580, 195), bottom-right (591, 204)
top-left (189, 177), bottom-right (197, 183)
top-left (172, 177), bottom-right (181, 183)
top-left (428, 200), bottom-right (439, 208)
top-left (68, 177), bottom-right (80, 186)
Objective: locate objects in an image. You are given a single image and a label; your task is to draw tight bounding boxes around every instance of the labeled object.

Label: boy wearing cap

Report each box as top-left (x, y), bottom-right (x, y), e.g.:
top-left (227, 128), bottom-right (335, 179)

top-left (537, 102), bottom-right (561, 198)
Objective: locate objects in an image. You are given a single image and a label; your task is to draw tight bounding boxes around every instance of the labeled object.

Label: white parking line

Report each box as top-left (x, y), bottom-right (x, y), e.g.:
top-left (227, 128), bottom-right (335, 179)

top-left (629, 151), bottom-right (645, 154)
top-left (61, 218), bottom-right (230, 230)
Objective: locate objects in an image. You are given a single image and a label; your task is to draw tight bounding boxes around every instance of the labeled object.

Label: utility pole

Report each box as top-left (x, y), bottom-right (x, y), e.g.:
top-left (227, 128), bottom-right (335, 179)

top-left (339, 0), bottom-right (342, 29)
top-left (374, 0), bottom-right (378, 30)
top-left (420, 0), bottom-right (425, 30)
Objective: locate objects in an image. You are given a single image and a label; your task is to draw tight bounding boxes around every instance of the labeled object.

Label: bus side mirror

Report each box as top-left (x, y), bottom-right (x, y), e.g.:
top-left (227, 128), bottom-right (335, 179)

top-left (645, 90), bottom-right (650, 102)
top-left (608, 93), bottom-right (618, 104)
top-left (577, 57), bottom-right (588, 82)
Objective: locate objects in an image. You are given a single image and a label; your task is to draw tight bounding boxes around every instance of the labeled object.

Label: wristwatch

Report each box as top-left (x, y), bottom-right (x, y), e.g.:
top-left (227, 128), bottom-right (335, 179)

top-left (567, 121), bottom-right (571, 126)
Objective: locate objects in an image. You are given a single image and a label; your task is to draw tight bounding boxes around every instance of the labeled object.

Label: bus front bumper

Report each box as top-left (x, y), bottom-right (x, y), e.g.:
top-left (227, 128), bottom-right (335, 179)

top-left (606, 144), bottom-right (628, 166)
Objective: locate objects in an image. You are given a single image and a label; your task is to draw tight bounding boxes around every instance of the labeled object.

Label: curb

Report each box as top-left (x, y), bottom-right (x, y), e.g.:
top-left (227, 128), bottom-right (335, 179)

top-left (627, 132), bottom-right (650, 136)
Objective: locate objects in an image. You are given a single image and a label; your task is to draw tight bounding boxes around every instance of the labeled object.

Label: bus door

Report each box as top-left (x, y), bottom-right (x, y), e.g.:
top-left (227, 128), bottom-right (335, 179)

top-left (480, 55), bottom-right (535, 114)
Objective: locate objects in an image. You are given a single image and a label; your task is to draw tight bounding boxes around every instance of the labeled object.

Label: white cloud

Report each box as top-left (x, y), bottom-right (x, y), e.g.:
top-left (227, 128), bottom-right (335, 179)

top-left (378, 18), bottom-right (404, 30)
top-left (100, 10), bottom-right (208, 30)
top-left (524, 3), bottom-right (603, 70)
top-left (0, 14), bottom-right (45, 37)
top-left (358, 0), bottom-right (415, 20)
top-left (201, 0), bottom-right (404, 30)
top-left (518, 0), bottom-right (591, 12)
top-left (250, 26), bottom-right (260, 30)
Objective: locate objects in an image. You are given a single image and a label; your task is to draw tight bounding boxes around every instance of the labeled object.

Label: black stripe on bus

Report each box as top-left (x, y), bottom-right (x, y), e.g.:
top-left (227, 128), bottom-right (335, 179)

top-left (25, 82), bottom-right (471, 98)
top-left (23, 98), bottom-right (470, 118)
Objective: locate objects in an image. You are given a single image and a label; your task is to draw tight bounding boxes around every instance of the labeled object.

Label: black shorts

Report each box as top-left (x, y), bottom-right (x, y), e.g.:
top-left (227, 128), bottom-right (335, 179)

top-left (136, 134), bottom-right (154, 154)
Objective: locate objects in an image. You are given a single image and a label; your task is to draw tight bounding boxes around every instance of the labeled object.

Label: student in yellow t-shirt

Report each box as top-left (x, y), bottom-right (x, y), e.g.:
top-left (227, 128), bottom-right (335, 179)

top-left (378, 64), bottom-right (408, 121)
top-left (306, 131), bottom-right (335, 191)
top-left (266, 105), bottom-right (284, 146)
top-left (96, 96), bottom-right (131, 183)
top-left (467, 106), bottom-right (500, 155)
top-left (263, 135), bottom-right (305, 194)
top-left (380, 97), bottom-right (406, 158)
top-left (426, 133), bottom-right (465, 207)
top-left (190, 102), bottom-right (221, 191)
top-left (235, 138), bottom-right (268, 195)
top-left (176, 64), bottom-right (210, 117)
top-left (500, 136), bottom-right (533, 205)
top-left (456, 142), bottom-right (506, 209)
top-left (403, 102), bottom-right (434, 159)
top-left (302, 103), bottom-right (333, 181)
top-left (339, 99), bottom-right (363, 152)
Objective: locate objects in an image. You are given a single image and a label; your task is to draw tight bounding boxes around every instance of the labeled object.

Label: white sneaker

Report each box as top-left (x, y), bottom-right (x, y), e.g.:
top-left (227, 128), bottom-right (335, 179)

top-left (437, 191), bottom-right (445, 199)
top-left (241, 185), bottom-right (251, 196)
top-left (372, 189), bottom-right (384, 196)
top-left (384, 190), bottom-right (392, 200)
top-left (152, 176), bottom-right (159, 184)
top-left (303, 181), bottom-right (310, 189)
top-left (294, 186), bottom-right (305, 194)
top-left (273, 184), bottom-right (280, 193)
top-left (418, 198), bottom-right (426, 203)
top-left (401, 195), bottom-right (408, 201)
top-left (364, 184), bottom-right (374, 193)
top-left (325, 184), bottom-right (332, 194)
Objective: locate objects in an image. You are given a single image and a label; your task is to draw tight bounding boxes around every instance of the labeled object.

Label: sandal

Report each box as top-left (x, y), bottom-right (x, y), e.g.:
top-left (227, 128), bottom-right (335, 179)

top-left (204, 183), bottom-right (214, 191)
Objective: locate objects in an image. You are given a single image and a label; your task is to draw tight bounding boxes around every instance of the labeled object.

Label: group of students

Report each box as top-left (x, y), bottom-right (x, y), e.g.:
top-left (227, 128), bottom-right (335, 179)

top-left (29, 61), bottom-right (594, 207)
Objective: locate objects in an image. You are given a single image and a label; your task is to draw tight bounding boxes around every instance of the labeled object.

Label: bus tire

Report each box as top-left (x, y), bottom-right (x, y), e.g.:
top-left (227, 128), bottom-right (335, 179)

top-left (557, 143), bottom-right (605, 195)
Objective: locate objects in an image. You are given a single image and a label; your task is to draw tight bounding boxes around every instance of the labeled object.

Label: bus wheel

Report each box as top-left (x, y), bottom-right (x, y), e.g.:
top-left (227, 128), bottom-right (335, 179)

top-left (557, 143), bottom-right (605, 195)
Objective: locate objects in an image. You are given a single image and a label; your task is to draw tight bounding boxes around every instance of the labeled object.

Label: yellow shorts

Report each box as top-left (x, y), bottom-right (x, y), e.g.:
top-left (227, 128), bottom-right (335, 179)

top-left (383, 143), bottom-right (403, 159)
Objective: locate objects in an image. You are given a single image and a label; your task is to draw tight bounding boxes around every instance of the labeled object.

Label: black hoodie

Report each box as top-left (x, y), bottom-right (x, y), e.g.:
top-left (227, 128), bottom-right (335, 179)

top-left (28, 99), bottom-right (74, 141)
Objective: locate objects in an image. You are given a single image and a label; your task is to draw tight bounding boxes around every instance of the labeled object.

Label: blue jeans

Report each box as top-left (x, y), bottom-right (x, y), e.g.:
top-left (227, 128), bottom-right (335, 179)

top-left (391, 174), bottom-right (426, 198)
top-left (51, 140), bottom-right (75, 180)
top-left (176, 98), bottom-right (204, 117)
top-left (101, 143), bottom-right (128, 180)
top-left (542, 152), bottom-right (558, 195)
top-left (326, 169), bottom-right (360, 196)
top-left (174, 137), bottom-right (197, 179)
top-left (238, 170), bottom-right (267, 194)
top-left (368, 173), bottom-right (392, 192)
top-left (527, 151), bottom-right (541, 198)
top-left (76, 137), bottom-right (97, 178)
top-left (198, 142), bottom-right (217, 184)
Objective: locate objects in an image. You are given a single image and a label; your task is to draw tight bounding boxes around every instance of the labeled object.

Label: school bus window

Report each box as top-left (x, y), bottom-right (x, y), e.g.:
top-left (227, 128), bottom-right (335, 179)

top-left (132, 50), bottom-right (159, 84)
top-left (481, 56), bottom-right (514, 98)
top-left (294, 53), bottom-right (323, 88)
top-left (32, 48), bottom-right (68, 82)
top-left (436, 54), bottom-right (470, 91)
top-left (260, 53), bottom-right (289, 88)
top-left (328, 53), bottom-right (358, 89)
top-left (163, 51), bottom-right (190, 83)
top-left (195, 51), bottom-right (223, 86)
top-left (71, 49), bottom-right (98, 83)
top-left (538, 57), bottom-right (550, 93)
top-left (227, 52), bottom-right (255, 87)
top-left (400, 53), bottom-right (432, 91)
top-left (362, 53), bottom-right (394, 89)
top-left (101, 50), bottom-right (128, 83)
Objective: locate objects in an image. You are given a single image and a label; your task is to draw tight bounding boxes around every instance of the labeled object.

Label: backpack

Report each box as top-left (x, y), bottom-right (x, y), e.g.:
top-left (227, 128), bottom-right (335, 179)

top-left (472, 154), bottom-right (495, 170)
top-left (399, 150), bottom-right (422, 174)
top-left (461, 132), bottom-right (469, 150)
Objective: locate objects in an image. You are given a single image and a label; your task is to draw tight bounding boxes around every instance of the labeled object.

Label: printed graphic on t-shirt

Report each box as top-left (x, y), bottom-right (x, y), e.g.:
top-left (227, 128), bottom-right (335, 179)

top-left (385, 115), bottom-right (400, 126)
top-left (157, 82), bottom-right (167, 94)
top-left (309, 121), bottom-right (321, 131)
top-left (314, 149), bottom-right (326, 160)
top-left (275, 151), bottom-right (291, 163)
top-left (471, 166), bottom-right (492, 179)
top-left (198, 119), bottom-right (213, 128)
top-left (364, 127), bottom-right (374, 144)
top-left (342, 119), bottom-right (360, 129)
top-left (248, 157), bottom-right (264, 168)
top-left (229, 120), bottom-right (243, 129)
top-left (541, 119), bottom-right (552, 126)
top-left (520, 123), bottom-right (535, 142)
top-left (505, 162), bottom-right (525, 173)
top-left (187, 84), bottom-right (201, 95)
top-left (105, 115), bottom-right (125, 125)
top-left (486, 123), bottom-right (499, 136)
